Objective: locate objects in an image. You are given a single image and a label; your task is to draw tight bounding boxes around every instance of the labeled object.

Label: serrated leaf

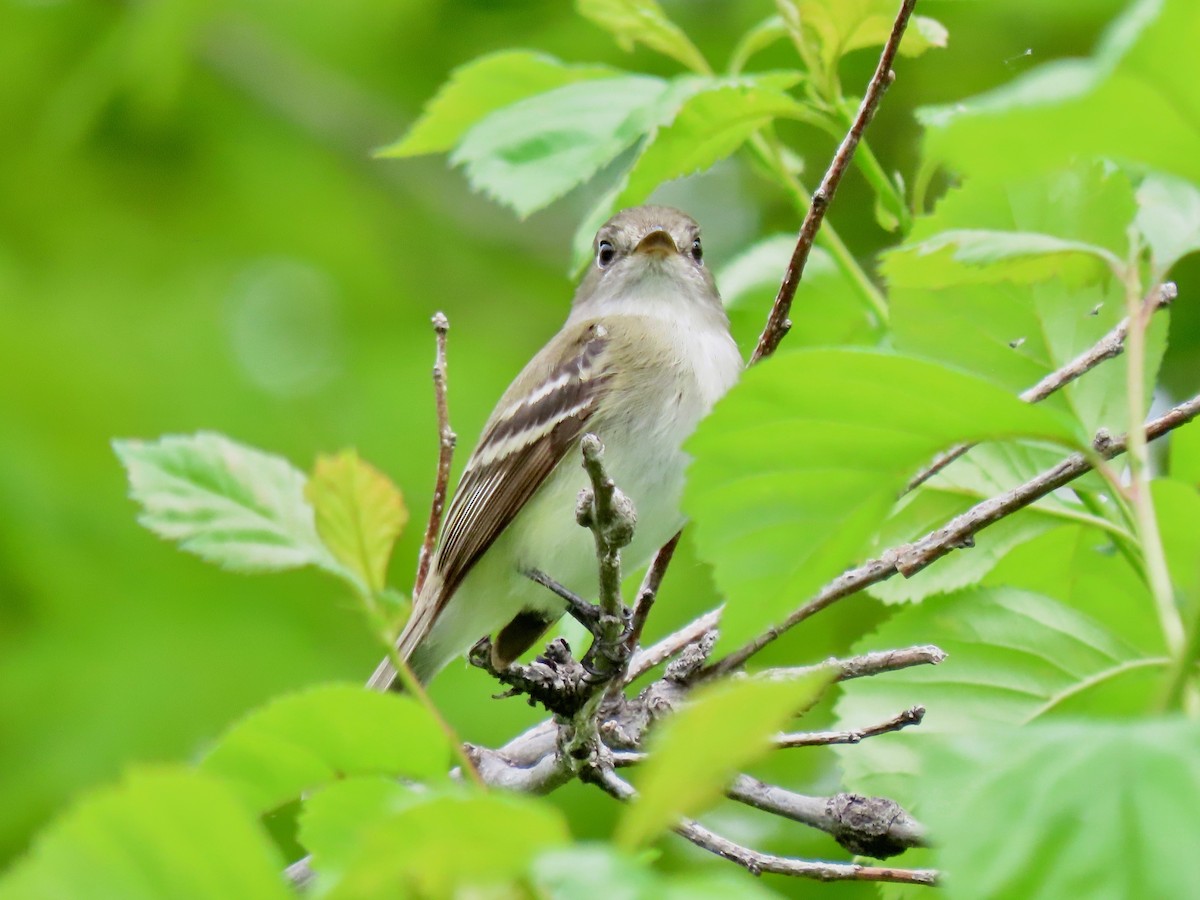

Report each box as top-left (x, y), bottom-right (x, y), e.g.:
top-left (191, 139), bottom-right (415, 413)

top-left (1135, 172), bottom-right (1200, 277)
top-left (834, 587), bottom-right (1164, 808)
top-left (0, 767), bottom-right (289, 900)
top-left (314, 788), bottom-right (570, 898)
top-left (920, 0), bottom-right (1200, 183)
top-left (617, 668), bottom-right (833, 848)
top-left (199, 684), bottom-right (448, 814)
top-left (114, 432), bottom-right (344, 578)
top-left (576, 0), bottom-right (709, 74)
top-left (919, 720), bottom-right (1200, 900)
top-left (614, 82), bottom-right (811, 210)
top-left (685, 349), bottom-right (1082, 655)
top-left (306, 449), bottom-right (407, 595)
top-left (377, 51), bottom-right (616, 158)
top-left (451, 74), bottom-right (705, 218)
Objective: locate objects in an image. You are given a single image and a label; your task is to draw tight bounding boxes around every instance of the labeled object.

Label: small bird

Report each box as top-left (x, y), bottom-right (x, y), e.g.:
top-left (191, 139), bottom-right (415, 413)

top-left (369, 206), bottom-right (743, 688)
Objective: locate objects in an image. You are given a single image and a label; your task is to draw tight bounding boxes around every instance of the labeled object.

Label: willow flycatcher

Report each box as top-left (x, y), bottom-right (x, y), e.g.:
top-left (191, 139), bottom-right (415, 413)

top-left (369, 205), bottom-right (742, 689)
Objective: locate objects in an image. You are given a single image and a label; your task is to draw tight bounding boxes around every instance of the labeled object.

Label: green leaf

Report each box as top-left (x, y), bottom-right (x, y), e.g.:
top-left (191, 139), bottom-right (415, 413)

top-left (1169, 415), bottom-right (1200, 486)
top-left (1153, 479), bottom-right (1200, 618)
top-left (451, 74), bottom-right (702, 218)
top-left (919, 720), bottom-right (1200, 900)
top-left (306, 449), bottom-right (407, 595)
top-left (617, 668), bottom-right (834, 847)
top-left (576, 0), bottom-right (710, 74)
top-left (297, 776), bottom-right (413, 877)
top-left (376, 51), bottom-right (616, 158)
top-left (891, 229), bottom-right (1121, 286)
top-left (684, 349), bottom-right (1082, 654)
top-left (614, 82), bottom-right (810, 211)
top-left (199, 683), bottom-right (448, 814)
top-left (1135, 172), bottom-right (1200, 277)
top-left (834, 587), bottom-right (1162, 807)
top-left (114, 432), bottom-right (343, 577)
top-left (921, 0), bottom-right (1200, 183)
top-left (0, 767), bottom-right (289, 900)
top-left (311, 786), bottom-right (570, 898)
top-left (886, 163), bottom-right (1167, 436)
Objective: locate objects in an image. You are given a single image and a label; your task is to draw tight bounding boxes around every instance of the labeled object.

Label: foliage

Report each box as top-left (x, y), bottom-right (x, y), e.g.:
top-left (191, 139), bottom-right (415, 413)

top-left (3, 0), bottom-right (1199, 897)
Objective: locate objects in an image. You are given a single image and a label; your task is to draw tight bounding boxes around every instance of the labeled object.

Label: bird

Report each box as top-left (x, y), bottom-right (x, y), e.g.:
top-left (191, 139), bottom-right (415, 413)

top-left (368, 205), bottom-right (743, 689)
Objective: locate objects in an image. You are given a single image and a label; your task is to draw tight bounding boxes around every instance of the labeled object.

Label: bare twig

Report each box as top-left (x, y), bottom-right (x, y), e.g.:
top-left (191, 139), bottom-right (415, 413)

top-left (755, 646), bottom-right (946, 683)
top-left (627, 531), bottom-right (681, 653)
top-left (906, 282), bottom-right (1176, 492)
top-left (776, 705), bottom-right (925, 748)
top-left (751, 0), bottom-right (917, 362)
top-left (710, 392), bottom-right (1200, 675)
top-left (588, 767), bottom-right (938, 885)
top-left (414, 312), bottom-right (456, 598)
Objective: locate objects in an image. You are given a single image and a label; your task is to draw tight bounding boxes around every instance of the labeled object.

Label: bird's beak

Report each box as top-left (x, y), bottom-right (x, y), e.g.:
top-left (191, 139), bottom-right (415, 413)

top-left (634, 228), bottom-right (678, 258)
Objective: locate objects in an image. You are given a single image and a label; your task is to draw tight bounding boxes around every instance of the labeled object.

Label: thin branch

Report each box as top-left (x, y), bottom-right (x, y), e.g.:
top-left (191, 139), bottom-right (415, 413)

top-left (588, 767), bottom-right (937, 885)
top-left (628, 531), bottom-right (681, 653)
top-left (755, 645), bottom-right (946, 683)
top-left (776, 705), bottom-right (925, 748)
top-left (906, 282), bottom-right (1176, 492)
top-left (751, 0), bottom-right (917, 362)
top-left (413, 311), bottom-right (455, 598)
top-left (710, 392), bottom-right (1200, 676)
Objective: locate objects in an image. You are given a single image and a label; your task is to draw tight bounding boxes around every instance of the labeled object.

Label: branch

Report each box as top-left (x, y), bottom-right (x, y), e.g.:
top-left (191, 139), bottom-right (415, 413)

top-left (577, 433), bottom-right (637, 616)
top-left (906, 282), bottom-right (1176, 492)
top-left (776, 705), bottom-right (925, 748)
top-left (755, 645), bottom-right (946, 683)
top-left (710, 392), bottom-right (1200, 675)
top-left (413, 311), bottom-right (455, 597)
top-left (751, 0), bottom-right (918, 362)
top-left (726, 777), bottom-right (928, 858)
top-left (588, 767), bottom-right (938, 885)
top-left (625, 607), bottom-right (720, 683)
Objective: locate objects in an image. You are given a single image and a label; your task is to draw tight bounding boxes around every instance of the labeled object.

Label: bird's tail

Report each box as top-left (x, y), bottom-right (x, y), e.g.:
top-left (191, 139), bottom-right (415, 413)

top-left (364, 572), bottom-right (444, 692)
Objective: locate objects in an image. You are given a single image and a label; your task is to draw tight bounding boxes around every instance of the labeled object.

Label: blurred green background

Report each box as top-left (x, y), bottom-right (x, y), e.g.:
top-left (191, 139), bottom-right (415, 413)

top-left (4, 0), bottom-right (1192, 888)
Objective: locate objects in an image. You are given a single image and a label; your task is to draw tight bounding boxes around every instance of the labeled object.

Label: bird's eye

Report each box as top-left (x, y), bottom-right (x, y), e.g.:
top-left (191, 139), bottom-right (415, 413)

top-left (597, 240), bottom-right (616, 268)
top-left (691, 237), bottom-right (703, 262)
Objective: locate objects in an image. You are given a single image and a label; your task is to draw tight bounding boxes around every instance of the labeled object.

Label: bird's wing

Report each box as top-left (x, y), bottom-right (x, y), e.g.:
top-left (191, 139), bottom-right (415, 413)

top-left (428, 319), bottom-right (615, 612)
